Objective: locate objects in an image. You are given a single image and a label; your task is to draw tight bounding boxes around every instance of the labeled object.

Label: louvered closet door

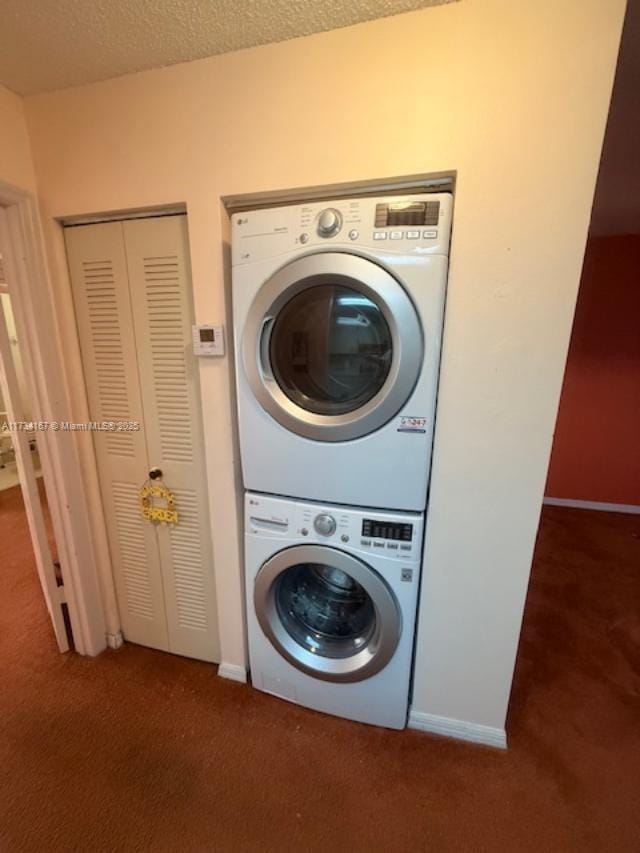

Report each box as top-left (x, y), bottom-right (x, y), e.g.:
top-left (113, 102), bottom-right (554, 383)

top-left (65, 223), bottom-right (169, 652)
top-left (123, 216), bottom-right (219, 663)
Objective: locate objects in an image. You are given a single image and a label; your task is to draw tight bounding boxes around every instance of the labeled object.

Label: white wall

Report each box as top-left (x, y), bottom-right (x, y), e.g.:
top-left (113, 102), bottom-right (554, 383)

top-left (23, 0), bottom-right (624, 732)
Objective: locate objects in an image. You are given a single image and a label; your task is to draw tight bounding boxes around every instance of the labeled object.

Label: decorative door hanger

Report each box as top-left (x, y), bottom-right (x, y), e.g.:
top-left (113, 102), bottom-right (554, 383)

top-left (139, 480), bottom-right (178, 525)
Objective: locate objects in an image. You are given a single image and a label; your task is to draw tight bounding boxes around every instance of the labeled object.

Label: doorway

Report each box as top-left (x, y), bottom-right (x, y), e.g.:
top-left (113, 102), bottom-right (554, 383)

top-left (0, 285), bottom-right (41, 488)
top-left (0, 243), bottom-right (68, 651)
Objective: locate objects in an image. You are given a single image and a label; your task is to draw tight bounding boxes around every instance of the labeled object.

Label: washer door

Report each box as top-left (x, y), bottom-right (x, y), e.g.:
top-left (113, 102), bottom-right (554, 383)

top-left (243, 252), bottom-right (423, 441)
top-left (254, 544), bottom-right (401, 683)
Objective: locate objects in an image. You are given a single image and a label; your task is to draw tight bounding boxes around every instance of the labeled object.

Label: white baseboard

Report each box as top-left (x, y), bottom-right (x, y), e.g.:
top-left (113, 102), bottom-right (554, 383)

top-left (408, 710), bottom-right (507, 749)
top-left (106, 630), bottom-right (124, 650)
top-left (543, 497), bottom-right (640, 515)
top-left (218, 662), bottom-right (248, 683)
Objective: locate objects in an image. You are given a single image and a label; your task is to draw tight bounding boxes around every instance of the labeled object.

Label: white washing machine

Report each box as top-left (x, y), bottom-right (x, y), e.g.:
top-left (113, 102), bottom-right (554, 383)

top-left (232, 193), bottom-right (451, 512)
top-left (245, 492), bottom-right (424, 729)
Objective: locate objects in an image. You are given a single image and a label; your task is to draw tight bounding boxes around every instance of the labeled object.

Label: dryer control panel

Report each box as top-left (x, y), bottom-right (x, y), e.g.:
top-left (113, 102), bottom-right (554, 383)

top-left (231, 192), bottom-right (452, 265)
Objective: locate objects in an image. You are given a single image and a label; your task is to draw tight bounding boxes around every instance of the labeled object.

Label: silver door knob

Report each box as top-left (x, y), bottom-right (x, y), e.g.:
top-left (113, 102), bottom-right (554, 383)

top-left (313, 513), bottom-right (336, 536)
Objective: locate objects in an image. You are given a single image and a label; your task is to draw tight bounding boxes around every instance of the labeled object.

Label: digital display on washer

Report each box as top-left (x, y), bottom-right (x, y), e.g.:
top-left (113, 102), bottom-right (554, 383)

top-left (374, 201), bottom-right (440, 228)
top-left (362, 519), bottom-right (413, 541)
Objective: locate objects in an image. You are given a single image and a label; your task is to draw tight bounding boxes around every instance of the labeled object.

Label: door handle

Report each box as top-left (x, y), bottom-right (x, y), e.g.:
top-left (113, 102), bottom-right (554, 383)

top-left (149, 467), bottom-right (163, 480)
top-left (259, 316), bottom-right (275, 379)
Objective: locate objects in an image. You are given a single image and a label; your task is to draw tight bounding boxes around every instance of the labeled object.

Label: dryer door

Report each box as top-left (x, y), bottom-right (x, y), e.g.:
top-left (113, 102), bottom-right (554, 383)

top-left (242, 252), bottom-right (423, 441)
top-left (254, 544), bottom-right (401, 683)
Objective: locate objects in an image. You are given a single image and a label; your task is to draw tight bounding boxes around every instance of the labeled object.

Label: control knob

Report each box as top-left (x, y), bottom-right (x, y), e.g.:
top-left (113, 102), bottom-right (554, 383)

top-left (313, 512), bottom-right (337, 536)
top-left (317, 208), bottom-right (342, 238)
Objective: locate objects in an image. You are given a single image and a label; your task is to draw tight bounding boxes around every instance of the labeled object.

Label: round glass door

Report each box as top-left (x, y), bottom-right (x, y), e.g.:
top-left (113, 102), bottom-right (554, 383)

top-left (269, 284), bottom-right (392, 416)
top-left (276, 562), bottom-right (376, 657)
top-left (243, 253), bottom-right (423, 442)
top-left (254, 545), bottom-right (401, 682)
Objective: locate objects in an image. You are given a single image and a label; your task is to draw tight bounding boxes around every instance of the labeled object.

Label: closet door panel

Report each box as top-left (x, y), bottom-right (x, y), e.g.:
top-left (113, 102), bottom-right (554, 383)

top-left (123, 216), bottom-right (219, 663)
top-left (65, 222), bottom-right (169, 652)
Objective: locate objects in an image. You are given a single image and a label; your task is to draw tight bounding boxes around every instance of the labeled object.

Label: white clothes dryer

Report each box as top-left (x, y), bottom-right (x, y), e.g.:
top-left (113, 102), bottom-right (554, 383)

top-left (244, 492), bottom-right (424, 729)
top-left (231, 193), bottom-right (452, 512)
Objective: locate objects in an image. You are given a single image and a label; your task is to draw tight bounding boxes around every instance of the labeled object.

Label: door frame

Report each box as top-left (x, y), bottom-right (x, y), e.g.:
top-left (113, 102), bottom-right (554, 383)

top-left (0, 180), bottom-right (109, 656)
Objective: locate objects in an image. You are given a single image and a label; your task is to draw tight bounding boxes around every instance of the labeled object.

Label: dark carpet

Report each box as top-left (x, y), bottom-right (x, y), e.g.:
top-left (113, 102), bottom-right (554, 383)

top-left (1, 482), bottom-right (638, 852)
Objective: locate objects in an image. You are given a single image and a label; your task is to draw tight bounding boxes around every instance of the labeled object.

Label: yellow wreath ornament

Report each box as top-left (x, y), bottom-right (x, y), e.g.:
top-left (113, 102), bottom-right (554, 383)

top-left (140, 481), bottom-right (178, 525)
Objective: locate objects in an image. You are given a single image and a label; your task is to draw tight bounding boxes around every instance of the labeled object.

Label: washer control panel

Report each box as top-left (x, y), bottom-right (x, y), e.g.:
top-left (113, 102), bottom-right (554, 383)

top-left (246, 493), bottom-right (423, 563)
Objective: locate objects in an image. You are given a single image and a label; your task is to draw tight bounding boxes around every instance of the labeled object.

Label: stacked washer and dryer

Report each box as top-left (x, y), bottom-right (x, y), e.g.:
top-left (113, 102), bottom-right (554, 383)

top-left (231, 193), bottom-right (452, 729)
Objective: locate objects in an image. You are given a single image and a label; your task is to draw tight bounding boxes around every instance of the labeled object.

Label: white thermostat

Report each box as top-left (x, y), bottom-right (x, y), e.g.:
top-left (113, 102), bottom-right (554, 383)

top-left (192, 324), bottom-right (225, 356)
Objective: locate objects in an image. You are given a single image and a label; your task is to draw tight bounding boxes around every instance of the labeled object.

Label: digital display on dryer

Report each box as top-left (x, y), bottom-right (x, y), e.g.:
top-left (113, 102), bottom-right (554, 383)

top-left (374, 201), bottom-right (439, 228)
top-left (362, 519), bottom-right (413, 541)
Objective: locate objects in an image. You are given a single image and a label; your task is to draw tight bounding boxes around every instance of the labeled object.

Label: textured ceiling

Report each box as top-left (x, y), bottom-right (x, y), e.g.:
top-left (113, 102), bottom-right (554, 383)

top-left (0, 0), bottom-right (456, 96)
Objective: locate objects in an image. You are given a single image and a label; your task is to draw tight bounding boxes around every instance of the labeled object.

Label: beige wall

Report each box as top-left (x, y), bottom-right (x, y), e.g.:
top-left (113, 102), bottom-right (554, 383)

top-left (0, 83), bottom-right (37, 191)
top-left (23, 0), bottom-right (624, 732)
